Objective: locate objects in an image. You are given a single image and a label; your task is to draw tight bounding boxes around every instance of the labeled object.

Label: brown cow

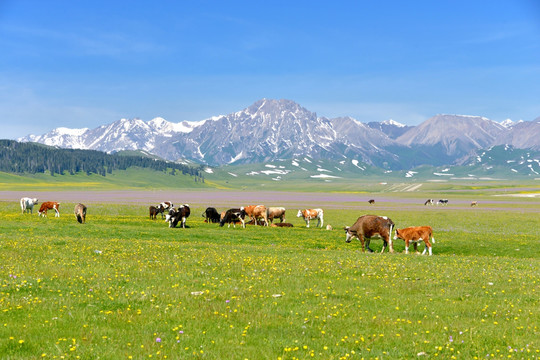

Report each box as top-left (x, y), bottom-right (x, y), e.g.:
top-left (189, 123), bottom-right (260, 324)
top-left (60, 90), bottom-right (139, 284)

top-left (393, 226), bottom-right (435, 255)
top-left (296, 208), bottom-right (324, 228)
top-left (74, 203), bottom-right (87, 224)
top-left (244, 205), bottom-right (268, 226)
top-left (38, 202), bottom-right (60, 217)
top-left (470, 201), bottom-right (478, 207)
top-left (368, 199), bottom-right (375, 205)
top-left (344, 215), bottom-right (395, 253)
top-left (149, 205), bottom-right (160, 220)
top-left (266, 207), bottom-right (286, 223)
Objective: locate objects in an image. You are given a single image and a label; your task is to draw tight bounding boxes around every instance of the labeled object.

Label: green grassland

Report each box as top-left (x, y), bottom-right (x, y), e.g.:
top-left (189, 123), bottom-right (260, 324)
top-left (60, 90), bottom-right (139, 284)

top-left (1, 197), bottom-right (539, 359)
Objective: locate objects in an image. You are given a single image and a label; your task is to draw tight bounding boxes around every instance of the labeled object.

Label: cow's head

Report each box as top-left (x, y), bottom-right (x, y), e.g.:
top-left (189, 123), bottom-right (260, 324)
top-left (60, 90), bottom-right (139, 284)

top-left (296, 209), bottom-right (303, 218)
top-left (393, 228), bottom-right (402, 241)
top-left (344, 226), bottom-right (356, 243)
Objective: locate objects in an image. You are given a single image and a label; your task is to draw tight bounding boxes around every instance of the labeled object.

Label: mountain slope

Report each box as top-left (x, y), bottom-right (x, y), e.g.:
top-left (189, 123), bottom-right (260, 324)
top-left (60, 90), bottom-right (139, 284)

top-left (17, 99), bottom-right (540, 170)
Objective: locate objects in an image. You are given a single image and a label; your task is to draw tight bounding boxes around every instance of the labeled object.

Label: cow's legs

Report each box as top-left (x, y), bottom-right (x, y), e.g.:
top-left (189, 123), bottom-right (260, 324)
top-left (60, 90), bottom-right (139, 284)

top-left (380, 240), bottom-right (387, 253)
top-left (405, 240), bottom-right (410, 254)
top-left (306, 219), bottom-right (310, 228)
top-left (359, 235), bottom-right (366, 252)
top-left (365, 238), bottom-right (374, 253)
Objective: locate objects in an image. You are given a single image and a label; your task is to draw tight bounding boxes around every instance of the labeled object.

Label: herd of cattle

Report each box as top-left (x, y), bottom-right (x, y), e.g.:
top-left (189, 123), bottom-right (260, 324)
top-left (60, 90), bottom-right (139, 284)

top-left (16, 196), bottom-right (477, 256)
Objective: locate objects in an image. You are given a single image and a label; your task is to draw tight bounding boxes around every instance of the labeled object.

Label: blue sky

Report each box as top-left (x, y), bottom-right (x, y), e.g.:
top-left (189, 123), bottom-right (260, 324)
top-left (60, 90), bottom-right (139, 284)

top-left (1, 0), bottom-right (539, 139)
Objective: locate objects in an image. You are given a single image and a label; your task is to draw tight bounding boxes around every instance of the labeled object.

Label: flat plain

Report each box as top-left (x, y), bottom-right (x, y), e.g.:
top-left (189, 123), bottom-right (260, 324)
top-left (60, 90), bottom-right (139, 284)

top-left (1, 187), bottom-right (539, 359)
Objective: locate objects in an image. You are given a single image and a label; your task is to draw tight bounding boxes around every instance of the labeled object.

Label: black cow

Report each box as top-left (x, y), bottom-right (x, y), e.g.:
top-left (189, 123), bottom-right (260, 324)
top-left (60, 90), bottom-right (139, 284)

top-left (202, 207), bottom-right (221, 223)
top-left (165, 204), bottom-right (191, 228)
top-left (219, 208), bottom-right (247, 228)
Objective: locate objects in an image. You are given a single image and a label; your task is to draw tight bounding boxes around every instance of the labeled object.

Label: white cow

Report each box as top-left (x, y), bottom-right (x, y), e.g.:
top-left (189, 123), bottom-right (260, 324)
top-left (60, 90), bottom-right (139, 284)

top-left (20, 197), bottom-right (39, 214)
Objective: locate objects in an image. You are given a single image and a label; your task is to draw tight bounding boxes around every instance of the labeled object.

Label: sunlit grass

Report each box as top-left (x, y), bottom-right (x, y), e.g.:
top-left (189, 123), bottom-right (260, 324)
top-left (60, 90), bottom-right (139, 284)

top-left (0, 200), bottom-right (538, 359)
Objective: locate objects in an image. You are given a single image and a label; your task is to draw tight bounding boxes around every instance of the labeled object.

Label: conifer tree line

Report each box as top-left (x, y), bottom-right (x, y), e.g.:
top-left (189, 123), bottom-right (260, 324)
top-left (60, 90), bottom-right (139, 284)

top-left (0, 140), bottom-right (205, 180)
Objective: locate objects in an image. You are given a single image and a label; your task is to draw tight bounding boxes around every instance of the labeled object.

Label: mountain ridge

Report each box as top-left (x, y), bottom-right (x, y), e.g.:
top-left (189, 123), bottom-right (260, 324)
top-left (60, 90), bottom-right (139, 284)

top-left (18, 98), bottom-right (540, 170)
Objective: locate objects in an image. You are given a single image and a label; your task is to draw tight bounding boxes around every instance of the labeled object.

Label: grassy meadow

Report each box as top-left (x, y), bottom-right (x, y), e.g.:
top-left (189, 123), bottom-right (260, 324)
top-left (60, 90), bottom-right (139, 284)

top-left (1, 192), bottom-right (539, 359)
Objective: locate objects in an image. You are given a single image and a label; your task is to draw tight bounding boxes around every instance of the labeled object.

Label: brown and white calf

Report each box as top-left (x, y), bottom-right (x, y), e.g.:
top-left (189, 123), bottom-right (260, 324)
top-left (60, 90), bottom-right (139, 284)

top-left (393, 226), bottom-right (435, 255)
top-left (296, 208), bottom-right (324, 228)
top-left (38, 202), bottom-right (60, 217)
top-left (20, 197), bottom-right (39, 214)
top-left (266, 207), bottom-right (286, 224)
top-left (344, 215), bottom-right (395, 253)
top-left (74, 203), bottom-right (87, 224)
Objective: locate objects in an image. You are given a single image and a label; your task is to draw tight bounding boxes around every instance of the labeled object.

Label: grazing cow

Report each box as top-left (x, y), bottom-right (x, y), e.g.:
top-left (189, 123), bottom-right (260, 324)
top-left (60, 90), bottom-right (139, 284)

top-left (219, 208), bottom-right (247, 228)
top-left (296, 209), bottom-right (324, 228)
top-left (424, 199), bottom-right (434, 206)
top-left (149, 205), bottom-right (160, 220)
top-left (344, 215), bottom-right (395, 253)
top-left (243, 205), bottom-right (269, 226)
top-left (393, 226), bottom-right (435, 255)
top-left (470, 201), bottom-right (478, 207)
top-left (368, 199), bottom-right (375, 205)
top-left (38, 202), bottom-right (60, 217)
top-left (271, 223), bottom-right (294, 227)
top-left (437, 199), bottom-right (449, 206)
top-left (202, 207), bottom-right (221, 223)
top-left (20, 197), bottom-right (39, 214)
top-left (266, 207), bottom-right (286, 224)
top-left (74, 203), bottom-right (87, 224)
top-left (165, 204), bottom-right (191, 228)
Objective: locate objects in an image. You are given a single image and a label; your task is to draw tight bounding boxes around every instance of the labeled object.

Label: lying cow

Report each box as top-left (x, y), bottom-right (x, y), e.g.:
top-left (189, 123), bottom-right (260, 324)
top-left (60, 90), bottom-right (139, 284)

top-left (393, 226), bottom-right (435, 255)
top-left (20, 197), bottom-right (39, 214)
top-left (38, 201), bottom-right (60, 217)
top-left (165, 204), bottom-right (190, 228)
top-left (344, 215), bottom-right (395, 253)
top-left (74, 203), bottom-right (87, 224)
top-left (271, 223), bottom-right (293, 228)
top-left (267, 207), bottom-right (286, 223)
top-left (296, 208), bottom-right (324, 228)
top-left (219, 208), bottom-right (247, 228)
top-left (244, 205), bottom-right (269, 226)
top-left (202, 207), bottom-right (221, 223)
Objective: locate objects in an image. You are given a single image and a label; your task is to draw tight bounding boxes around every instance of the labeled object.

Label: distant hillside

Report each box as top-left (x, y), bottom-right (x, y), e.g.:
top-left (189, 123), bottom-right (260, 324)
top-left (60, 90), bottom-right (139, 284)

top-left (0, 140), bottom-right (205, 181)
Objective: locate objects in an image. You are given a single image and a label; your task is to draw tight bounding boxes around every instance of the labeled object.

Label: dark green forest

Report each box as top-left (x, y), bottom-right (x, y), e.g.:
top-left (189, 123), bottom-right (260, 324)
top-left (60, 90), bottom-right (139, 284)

top-left (0, 140), bottom-right (205, 180)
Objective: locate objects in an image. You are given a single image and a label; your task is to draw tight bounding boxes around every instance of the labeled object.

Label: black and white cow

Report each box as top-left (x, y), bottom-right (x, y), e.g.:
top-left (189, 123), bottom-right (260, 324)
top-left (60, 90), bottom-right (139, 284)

top-left (437, 199), bottom-right (449, 206)
top-left (202, 207), bottom-right (221, 223)
top-left (219, 208), bottom-right (247, 228)
top-left (20, 197), bottom-right (39, 214)
top-left (165, 204), bottom-right (190, 228)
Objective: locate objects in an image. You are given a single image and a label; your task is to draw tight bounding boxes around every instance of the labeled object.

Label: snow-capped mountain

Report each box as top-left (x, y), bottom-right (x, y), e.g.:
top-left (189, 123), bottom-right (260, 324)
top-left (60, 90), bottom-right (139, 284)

top-left (18, 99), bottom-right (540, 169)
top-left (367, 119), bottom-right (412, 139)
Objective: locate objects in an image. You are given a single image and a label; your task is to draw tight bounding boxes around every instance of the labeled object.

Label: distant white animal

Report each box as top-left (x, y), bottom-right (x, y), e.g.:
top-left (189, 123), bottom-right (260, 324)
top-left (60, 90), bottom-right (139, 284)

top-left (20, 197), bottom-right (39, 214)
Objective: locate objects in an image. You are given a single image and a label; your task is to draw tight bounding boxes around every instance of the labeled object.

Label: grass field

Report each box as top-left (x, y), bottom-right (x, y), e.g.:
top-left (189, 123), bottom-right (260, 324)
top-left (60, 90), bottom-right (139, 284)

top-left (1, 192), bottom-right (539, 359)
